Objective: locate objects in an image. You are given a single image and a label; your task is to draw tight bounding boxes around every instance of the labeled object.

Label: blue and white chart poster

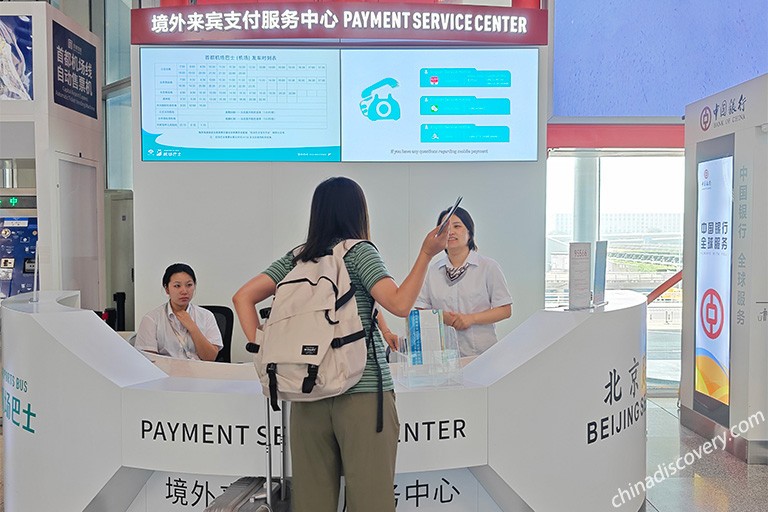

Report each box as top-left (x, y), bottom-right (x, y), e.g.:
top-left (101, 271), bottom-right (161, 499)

top-left (694, 156), bottom-right (733, 405)
top-left (341, 48), bottom-right (538, 162)
top-left (0, 15), bottom-right (33, 100)
top-left (52, 21), bottom-right (96, 119)
top-left (140, 47), bottom-right (341, 162)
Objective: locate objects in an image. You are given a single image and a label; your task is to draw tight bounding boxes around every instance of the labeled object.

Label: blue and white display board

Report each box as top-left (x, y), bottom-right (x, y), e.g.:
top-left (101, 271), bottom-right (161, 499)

top-left (340, 48), bottom-right (538, 162)
top-left (138, 47), bottom-right (538, 162)
top-left (140, 47), bottom-right (341, 162)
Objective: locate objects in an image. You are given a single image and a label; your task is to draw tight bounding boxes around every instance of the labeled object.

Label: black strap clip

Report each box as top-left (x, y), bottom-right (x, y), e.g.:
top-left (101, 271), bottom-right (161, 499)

top-left (266, 363), bottom-right (281, 411)
top-left (302, 364), bottom-right (319, 394)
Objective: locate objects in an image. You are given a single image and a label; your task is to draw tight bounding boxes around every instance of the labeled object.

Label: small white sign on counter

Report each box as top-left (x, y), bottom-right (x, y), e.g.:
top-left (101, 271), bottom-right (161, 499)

top-left (569, 242), bottom-right (592, 310)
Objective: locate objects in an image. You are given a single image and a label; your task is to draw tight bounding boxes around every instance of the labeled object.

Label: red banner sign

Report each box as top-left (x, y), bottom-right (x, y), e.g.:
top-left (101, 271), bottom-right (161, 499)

top-left (131, 2), bottom-right (548, 45)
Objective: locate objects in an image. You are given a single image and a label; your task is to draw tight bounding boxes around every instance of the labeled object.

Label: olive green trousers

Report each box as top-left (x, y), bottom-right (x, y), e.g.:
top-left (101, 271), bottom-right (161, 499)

top-left (289, 391), bottom-right (399, 512)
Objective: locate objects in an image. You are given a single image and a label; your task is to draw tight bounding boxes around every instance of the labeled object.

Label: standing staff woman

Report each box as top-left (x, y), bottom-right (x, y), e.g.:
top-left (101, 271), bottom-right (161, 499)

top-left (232, 177), bottom-right (448, 512)
top-left (135, 263), bottom-right (223, 361)
top-left (415, 206), bottom-right (513, 357)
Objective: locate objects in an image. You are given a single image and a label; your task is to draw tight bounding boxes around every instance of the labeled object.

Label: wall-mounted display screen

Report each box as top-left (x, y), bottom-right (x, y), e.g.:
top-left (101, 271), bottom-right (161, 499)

top-left (139, 47), bottom-right (538, 162)
top-left (341, 48), bottom-right (538, 162)
top-left (140, 47), bottom-right (341, 162)
top-left (694, 150), bottom-right (733, 419)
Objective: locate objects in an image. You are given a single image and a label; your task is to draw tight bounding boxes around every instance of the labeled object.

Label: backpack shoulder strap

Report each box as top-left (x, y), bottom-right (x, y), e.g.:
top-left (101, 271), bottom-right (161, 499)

top-left (334, 239), bottom-right (386, 433)
top-left (332, 240), bottom-right (381, 310)
top-left (333, 239), bottom-right (378, 259)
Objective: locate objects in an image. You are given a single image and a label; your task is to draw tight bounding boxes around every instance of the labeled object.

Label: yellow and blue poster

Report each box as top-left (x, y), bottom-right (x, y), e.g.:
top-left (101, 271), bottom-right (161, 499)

top-left (694, 155), bottom-right (733, 405)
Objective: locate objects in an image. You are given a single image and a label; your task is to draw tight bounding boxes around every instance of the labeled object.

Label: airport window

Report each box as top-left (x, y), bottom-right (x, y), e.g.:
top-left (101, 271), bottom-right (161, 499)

top-left (105, 87), bottom-right (133, 190)
top-left (546, 152), bottom-right (684, 394)
top-left (104, 0), bottom-right (132, 84)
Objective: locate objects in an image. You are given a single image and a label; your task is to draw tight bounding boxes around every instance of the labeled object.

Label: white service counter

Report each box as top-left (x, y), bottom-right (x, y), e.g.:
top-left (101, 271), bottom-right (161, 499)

top-left (2, 291), bottom-right (647, 512)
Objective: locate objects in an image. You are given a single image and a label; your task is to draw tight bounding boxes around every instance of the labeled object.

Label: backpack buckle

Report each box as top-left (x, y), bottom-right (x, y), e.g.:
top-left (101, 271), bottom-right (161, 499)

top-left (266, 363), bottom-right (280, 411)
top-left (302, 364), bottom-right (319, 394)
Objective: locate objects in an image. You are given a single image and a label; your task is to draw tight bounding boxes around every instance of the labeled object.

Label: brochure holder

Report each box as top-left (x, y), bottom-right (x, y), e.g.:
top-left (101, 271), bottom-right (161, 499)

top-left (391, 309), bottom-right (463, 388)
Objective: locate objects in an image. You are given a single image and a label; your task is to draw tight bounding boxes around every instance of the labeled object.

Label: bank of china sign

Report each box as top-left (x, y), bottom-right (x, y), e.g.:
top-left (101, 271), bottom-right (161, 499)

top-left (131, 2), bottom-right (548, 45)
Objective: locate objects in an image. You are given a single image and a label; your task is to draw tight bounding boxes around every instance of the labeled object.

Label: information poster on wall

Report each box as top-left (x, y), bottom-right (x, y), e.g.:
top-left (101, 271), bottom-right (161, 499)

top-left (52, 21), bottom-right (96, 119)
top-left (0, 15), bottom-right (33, 100)
top-left (341, 48), bottom-right (538, 162)
top-left (694, 155), bottom-right (733, 406)
top-left (139, 47), bottom-right (341, 161)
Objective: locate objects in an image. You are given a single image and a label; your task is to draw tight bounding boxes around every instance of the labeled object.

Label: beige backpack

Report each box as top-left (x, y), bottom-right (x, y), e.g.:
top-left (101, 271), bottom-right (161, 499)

top-left (252, 240), bottom-right (375, 410)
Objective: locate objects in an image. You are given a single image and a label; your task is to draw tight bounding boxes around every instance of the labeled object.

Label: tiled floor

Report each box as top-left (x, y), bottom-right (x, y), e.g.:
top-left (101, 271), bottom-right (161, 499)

top-left (1, 399), bottom-right (766, 511)
top-left (645, 398), bottom-right (768, 512)
top-left (1, 424), bottom-right (3, 512)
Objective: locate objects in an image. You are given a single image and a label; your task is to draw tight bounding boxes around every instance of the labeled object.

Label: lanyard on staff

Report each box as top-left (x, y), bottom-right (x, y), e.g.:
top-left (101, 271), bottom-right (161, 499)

top-left (167, 307), bottom-right (192, 358)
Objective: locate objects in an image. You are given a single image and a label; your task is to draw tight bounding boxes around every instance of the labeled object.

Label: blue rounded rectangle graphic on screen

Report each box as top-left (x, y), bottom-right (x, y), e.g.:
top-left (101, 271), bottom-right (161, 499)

top-left (419, 68), bottom-right (511, 88)
top-left (420, 124), bottom-right (510, 143)
top-left (420, 96), bottom-right (510, 116)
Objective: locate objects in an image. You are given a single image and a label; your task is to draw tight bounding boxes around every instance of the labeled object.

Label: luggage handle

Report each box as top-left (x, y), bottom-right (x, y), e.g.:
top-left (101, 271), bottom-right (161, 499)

top-left (264, 398), bottom-right (274, 510)
top-left (280, 405), bottom-right (289, 502)
top-left (263, 397), bottom-right (289, 509)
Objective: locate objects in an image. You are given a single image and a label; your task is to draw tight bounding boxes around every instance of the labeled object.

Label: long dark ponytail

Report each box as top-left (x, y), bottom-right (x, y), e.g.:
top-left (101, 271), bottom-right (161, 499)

top-left (294, 177), bottom-right (371, 263)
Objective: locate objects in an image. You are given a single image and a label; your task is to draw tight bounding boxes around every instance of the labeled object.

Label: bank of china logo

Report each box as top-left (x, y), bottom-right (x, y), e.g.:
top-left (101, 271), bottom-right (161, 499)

top-left (700, 106), bottom-right (712, 131)
top-left (700, 288), bottom-right (724, 340)
top-left (359, 77), bottom-right (401, 121)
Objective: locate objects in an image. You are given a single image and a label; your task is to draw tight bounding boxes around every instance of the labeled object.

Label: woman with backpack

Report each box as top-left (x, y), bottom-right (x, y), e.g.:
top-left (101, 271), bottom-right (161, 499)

top-left (232, 176), bottom-right (448, 512)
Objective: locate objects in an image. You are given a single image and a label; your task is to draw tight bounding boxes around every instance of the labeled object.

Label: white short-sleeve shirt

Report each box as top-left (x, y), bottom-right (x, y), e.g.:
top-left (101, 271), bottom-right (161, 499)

top-left (415, 251), bottom-right (513, 357)
top-left (135, 302), bottom-right (223, 360)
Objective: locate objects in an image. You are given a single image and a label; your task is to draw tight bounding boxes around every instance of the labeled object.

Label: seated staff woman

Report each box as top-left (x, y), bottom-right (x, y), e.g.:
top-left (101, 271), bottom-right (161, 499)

top-left (415, 206), bottom-right (512, 357)
top-left (135, 263), bottom-right (223, 361)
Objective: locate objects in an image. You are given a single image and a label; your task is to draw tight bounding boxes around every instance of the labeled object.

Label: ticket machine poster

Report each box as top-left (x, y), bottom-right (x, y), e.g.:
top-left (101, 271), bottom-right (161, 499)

top-left (694, 155), bottom-right (733, 405)
top-left (0, 15), bottom-right (33, 100)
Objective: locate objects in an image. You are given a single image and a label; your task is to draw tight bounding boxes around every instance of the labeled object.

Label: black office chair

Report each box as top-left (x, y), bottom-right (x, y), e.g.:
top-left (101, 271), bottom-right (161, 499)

top-left (200, 305), bottom-right (234, 363)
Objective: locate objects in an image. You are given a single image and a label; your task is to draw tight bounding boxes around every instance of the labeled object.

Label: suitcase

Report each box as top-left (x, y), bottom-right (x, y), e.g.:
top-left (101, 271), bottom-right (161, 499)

top-left (204, 476), bottom-right (266, 512)
top-left (208, 306), bottom-right (290, 512)
top-left (205, 398), bottom-right (291, 512)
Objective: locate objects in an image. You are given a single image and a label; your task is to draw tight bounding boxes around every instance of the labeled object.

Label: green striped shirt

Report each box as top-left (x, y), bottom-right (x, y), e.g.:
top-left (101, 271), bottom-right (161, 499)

top-left (263, 241), bottom-right (394, 393)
